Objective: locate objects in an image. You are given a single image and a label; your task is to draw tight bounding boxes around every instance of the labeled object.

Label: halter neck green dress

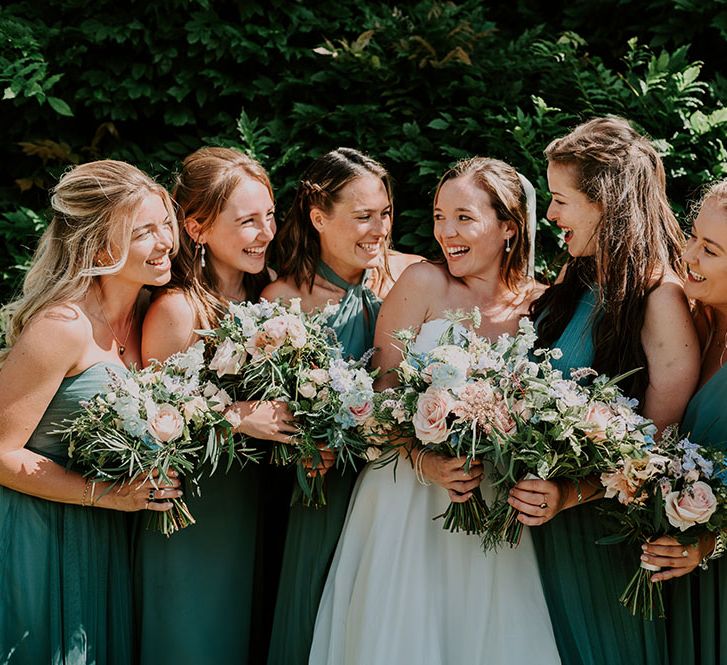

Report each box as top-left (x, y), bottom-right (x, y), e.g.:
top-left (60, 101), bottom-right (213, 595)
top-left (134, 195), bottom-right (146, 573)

top-left (668, 363), bottom-right (727, 665)
top-left (0, 363), bottom-right (133, 665)
top-left (533, 289), bottom-right (668, 665)
top-left (266, 262), bottom-right (380, 665)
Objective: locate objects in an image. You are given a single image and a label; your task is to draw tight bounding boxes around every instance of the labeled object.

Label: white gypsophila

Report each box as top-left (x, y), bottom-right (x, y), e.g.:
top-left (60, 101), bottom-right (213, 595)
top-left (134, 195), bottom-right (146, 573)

top-left (161, 371), bottom-right (199, 397)
top-left (173, 340), bottom-right (205, 375)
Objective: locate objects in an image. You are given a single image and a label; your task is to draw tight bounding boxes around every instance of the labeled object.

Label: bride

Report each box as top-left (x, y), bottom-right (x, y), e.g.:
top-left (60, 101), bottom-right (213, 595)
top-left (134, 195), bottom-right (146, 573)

top-left (309, 157), bottom-right (560, 665)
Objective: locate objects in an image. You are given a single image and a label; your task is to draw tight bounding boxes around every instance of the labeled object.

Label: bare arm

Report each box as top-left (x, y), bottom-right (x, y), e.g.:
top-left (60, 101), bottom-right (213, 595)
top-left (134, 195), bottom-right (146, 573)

top-left (0, 312), bottom-right (176, 511)
top-left (141, 291), bottom-right (199, 365)
top-left (640, 281), bottom-right (700, 430)
top-left (372, 262), bottom-right (434, 390)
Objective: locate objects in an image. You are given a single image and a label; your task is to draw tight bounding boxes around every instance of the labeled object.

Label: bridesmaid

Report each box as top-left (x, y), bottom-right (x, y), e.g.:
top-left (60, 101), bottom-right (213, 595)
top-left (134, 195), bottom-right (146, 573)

top-left (134, 146), bottom-right (295, 665)
top-left (642, 180), bottom-right (727, 664)
top-left (0, 160), bottom-right (180, 665)
top-left (263, 147), bottom-right (420, 665)
top-left (509, 117), bottom-right (700, 665)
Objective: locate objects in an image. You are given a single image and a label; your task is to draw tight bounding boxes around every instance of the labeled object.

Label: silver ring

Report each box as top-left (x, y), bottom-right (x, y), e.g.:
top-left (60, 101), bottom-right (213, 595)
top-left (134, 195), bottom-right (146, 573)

top-left (539, 502), bottom-right (548, 509)
top-left (148, 488), bottom-right (155, 502)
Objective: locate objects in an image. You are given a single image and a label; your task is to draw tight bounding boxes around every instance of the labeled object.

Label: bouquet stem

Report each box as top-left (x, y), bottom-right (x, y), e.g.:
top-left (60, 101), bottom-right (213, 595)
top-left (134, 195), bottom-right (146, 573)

top-left (270, 443), bottom-right (294, 466)
top-left (620, 561), bottom-right (665, 620)
top-left (436, 486), bottom-right (489, 535)
top-left (481, 499), bottom-right (524, 550)
top-left (147, 497), bottom-right (196, 537)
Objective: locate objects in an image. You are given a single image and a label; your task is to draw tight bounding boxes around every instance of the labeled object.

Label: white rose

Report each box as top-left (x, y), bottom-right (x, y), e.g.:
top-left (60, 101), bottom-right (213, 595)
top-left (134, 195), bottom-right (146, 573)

top-left (298, 382), bottom-right (317, 399)
top-left (209, 338), bottom-right (245, 377)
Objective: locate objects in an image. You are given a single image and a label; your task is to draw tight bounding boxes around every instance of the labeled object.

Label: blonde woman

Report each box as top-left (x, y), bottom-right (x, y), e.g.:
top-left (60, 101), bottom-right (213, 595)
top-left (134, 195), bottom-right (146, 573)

top-left (0, 160), bottom-right (180, 665)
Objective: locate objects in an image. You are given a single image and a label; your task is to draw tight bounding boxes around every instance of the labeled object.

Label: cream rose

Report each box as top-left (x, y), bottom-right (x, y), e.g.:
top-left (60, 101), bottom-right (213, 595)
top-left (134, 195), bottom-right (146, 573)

top-left (209, 338), bottom-right (245, 377)
top-left (413, 387), bottom-right (453, 444)
top-left (584, 402), bottom-right (613, 441)
top-left (298, 382), bottom-right (317, 399)
top-left (147, 404), bottom-right (185, 442)
top-left (664, 481), bottom-right (717, 531)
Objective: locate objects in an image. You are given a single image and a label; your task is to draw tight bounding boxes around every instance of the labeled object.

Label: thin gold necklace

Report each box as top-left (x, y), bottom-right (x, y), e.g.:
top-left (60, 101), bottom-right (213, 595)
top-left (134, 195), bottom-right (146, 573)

top-left (94, 285), bottom-right (135, 356)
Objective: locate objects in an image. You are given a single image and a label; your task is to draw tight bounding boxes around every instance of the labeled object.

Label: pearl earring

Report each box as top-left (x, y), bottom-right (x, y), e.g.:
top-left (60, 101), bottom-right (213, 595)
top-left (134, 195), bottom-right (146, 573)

top-left (505, 237), bottom-right (511, 253)
top-left (198, 243), bottom-right (206, 268)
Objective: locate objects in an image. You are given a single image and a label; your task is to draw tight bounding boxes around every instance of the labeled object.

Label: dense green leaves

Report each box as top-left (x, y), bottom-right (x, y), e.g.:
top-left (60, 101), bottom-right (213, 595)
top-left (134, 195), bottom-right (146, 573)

top-left (1, 0), bottom-right (725, 300)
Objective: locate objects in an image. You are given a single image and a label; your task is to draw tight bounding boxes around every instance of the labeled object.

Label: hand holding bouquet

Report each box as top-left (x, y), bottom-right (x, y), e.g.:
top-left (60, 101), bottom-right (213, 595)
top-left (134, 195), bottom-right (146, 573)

top-left (598, 426), bottom-right (727, 619)
top-left (202, 298), bottom-right (379, 507)
top-left (60, 342), bottom-right (238, 535)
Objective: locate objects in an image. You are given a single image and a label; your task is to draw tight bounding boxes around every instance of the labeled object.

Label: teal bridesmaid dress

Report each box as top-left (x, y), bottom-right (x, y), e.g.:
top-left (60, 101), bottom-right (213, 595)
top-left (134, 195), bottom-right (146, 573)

top-left (133, 463), bottom-right (259, 665)
top-left (668, 363), bottom-right (727, 665)
top-left (532, 289), bottom-right (668, 665)
top-left (266, 262), bottom-right (380, 665)
top-left (0, 363), bottom-right (132, 665)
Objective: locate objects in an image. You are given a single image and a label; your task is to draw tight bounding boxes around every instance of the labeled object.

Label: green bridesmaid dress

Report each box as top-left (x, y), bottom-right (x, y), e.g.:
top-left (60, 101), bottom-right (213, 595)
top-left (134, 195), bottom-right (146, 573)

top-left (133, 463), bottom-right (259, 665)
top-left (266, 261), bottom-right (380, 665)
top-left (668, 363), bottom-right (727, 665)
top-left (532, 288), bottom-right (668, 665)
top-left (0, 363), bottom-right (133, 665)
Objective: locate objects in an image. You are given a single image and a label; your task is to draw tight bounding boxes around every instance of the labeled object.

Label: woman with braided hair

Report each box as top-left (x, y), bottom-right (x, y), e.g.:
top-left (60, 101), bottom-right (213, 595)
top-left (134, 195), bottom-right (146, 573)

top-left (509, 117), bottom-right (700, 665)
top-left (262, 147), bottom-right (421, 665)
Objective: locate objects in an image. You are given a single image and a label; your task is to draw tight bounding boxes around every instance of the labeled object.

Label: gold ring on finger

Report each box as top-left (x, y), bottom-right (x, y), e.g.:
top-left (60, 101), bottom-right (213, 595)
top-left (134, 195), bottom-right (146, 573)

top-left (539, 502), bottom-right (548, 509)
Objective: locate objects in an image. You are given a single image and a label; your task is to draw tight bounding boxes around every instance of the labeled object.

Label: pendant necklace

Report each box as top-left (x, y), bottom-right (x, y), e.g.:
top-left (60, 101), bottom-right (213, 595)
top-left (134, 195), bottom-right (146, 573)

top-left (95, 285), bottom-right (135, 356)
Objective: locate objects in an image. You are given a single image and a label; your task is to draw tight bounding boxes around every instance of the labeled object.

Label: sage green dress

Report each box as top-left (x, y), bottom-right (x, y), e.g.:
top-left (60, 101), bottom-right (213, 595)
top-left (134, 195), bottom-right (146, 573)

top-left (532, 289), bottom-right (668, 665)
top-left (668, 363), bottom-right (727, 665)
top-left (266, 262), bottom-right (380, 665)
top-left (0, 363), bottom-right (133, 665)
top-left (133, 464), bottom-right (259, 665)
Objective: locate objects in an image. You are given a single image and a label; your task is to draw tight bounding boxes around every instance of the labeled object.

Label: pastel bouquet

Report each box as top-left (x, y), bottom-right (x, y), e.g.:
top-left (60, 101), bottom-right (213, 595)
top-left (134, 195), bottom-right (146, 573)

top-left (374, 309), bottom-right (521, 535)
top-left (60, 342), bottom-right (238, 535)
top-left (598, 426), bottom-right (727, 619)
top-left (201, 298), bottom-right (379, 507)
top-left (477, 351), bottom-right (656, 551)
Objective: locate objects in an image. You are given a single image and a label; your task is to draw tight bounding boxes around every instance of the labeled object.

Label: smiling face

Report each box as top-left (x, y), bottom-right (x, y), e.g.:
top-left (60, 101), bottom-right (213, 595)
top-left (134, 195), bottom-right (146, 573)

top-left (683, 197), bottom-right (727, 307)
top-left (546, 162), bottom-right (603, 258)
top-left (313, 174), bottom-right (392, 281)
top-left (114, 193), bottom-right (175, 287)
top-left (197, 176), bottom-right (275, 279)
top-left (433, 174), bottom-right (513, 279)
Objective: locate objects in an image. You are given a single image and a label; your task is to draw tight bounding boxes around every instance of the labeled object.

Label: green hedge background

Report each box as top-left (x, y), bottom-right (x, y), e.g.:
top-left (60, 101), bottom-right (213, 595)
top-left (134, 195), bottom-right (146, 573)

top-left (2, 0), bottom-right (726, 301)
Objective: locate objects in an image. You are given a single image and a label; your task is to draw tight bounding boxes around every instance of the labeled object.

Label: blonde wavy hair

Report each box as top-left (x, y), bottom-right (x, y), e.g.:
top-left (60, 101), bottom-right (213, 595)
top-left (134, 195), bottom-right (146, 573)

top-left (1, 160), bottom-right (177, 361)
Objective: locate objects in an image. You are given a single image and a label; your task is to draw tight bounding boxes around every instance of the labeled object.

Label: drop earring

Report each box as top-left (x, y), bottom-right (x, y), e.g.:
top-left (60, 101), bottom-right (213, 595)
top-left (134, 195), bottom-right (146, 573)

top-left (505, 236), bottom-right (511, 253)
top-left (198, 242), bottom-right (206, 268)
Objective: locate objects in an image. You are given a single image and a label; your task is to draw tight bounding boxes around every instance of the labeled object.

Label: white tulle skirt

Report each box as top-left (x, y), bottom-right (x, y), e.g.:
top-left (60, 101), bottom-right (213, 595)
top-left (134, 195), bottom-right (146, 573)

top-left (309, 456), bottom-right (561, 665)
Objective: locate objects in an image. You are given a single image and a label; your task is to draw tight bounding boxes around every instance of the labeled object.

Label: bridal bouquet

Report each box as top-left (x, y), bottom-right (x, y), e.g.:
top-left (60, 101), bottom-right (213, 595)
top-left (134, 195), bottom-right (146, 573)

top-left (478, 354), bottom-right (656, 551)
top-left (598, 426), bottom-right (727, 619)
top-left (201, 298), bottom-right (379, 507)
top-left (374, 309), bottom-right (528, 535)
top-left (60, 342), bottom-right (238, 535)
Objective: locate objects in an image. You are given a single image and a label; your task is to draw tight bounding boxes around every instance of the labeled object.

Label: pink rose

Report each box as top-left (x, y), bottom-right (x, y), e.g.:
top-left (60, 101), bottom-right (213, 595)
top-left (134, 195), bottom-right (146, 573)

top-left (664, 481), bottom-right (717, 531)
top-left (348, 400), bottom-right (374, 424)
top-left (413, 387), bottom-right (453, 444)
top-left (584, 402), bottom-right (613, 441)
top-left (147, 404), bottom-right (185, 442)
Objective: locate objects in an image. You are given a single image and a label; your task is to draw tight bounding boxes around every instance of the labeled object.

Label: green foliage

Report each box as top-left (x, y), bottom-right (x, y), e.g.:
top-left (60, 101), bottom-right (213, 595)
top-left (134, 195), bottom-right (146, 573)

top-left (1, 0), bottom-right (725, 300)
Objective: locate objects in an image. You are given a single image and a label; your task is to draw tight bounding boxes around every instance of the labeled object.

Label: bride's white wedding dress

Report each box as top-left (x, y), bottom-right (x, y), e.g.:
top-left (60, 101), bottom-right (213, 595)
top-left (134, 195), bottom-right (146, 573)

top-left (309, 319), bottom-right (560, 665)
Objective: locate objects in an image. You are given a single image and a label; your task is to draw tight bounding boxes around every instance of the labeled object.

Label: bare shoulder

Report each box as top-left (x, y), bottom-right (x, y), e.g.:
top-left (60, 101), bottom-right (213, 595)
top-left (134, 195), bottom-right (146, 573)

top-left (645, 275), bottom-right (689, 314)
top-left (517, 279), bottom-right (548, 310)
top-left (392, 260), bottom-right (449, 294)
top-left (387, 251), bottom-right (426, 281)
top-left (8, 303), bottom-right (88, 372)
top-left (261, 277), bottom-right (305, 303)
top-left (145, 289), bottom-right (198, 331)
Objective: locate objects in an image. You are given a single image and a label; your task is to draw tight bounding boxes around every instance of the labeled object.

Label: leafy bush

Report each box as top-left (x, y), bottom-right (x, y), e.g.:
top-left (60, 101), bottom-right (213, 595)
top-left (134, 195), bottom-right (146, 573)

top-left (1, 0), bottom-right (725, 299)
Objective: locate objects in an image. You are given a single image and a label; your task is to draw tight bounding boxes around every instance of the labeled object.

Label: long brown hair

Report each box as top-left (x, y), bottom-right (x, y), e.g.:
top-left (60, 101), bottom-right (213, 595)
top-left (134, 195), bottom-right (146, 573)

top-left (272, 147), bottom-right (393, 290)
top-left (169, 146), bottom-right (273, 328)
top-left (531, 116), bottom-right (684, 403)
top-left (1, 160), bottom-right (177, 364)
top-left (434, 157), bottom-right (530, 290)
